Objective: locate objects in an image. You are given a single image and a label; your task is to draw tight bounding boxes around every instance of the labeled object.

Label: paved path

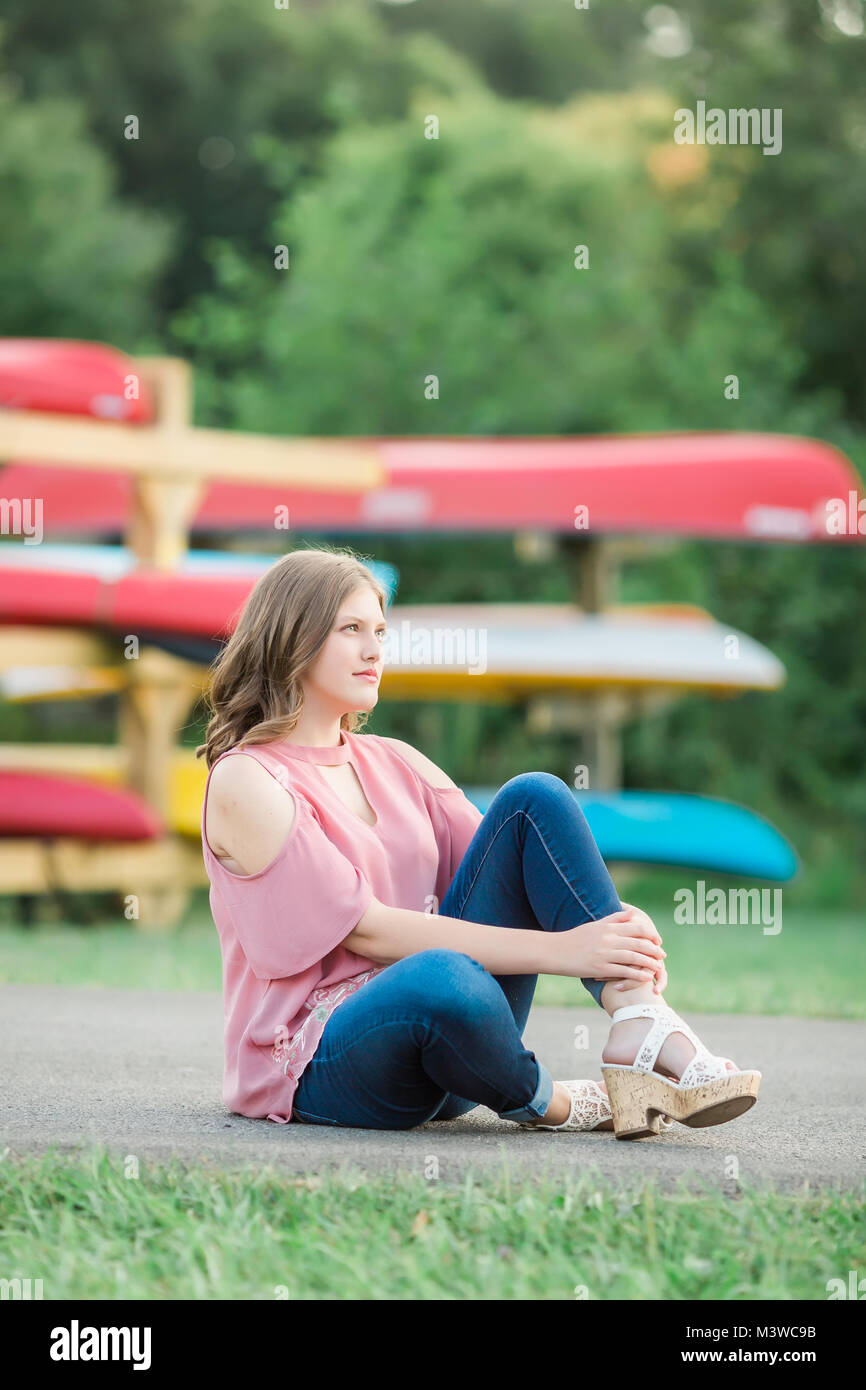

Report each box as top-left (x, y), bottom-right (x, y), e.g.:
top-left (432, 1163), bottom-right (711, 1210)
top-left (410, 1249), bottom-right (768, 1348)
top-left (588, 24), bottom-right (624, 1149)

top-left (2, 984), bottom-right (864, 1194)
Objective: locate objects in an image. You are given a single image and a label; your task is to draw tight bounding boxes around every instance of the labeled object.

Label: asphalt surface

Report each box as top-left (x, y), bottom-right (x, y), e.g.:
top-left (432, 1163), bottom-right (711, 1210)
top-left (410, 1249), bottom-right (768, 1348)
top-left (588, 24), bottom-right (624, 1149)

top-left (2, 984), bottom-right (864, 1194)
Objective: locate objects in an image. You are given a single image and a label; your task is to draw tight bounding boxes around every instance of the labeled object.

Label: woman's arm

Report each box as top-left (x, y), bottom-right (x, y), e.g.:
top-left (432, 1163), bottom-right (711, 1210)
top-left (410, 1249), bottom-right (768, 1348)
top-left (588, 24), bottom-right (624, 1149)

top-left (344, 897), bottom-right (665, 984)
top-left (205, 755), bottom-right (296, 874)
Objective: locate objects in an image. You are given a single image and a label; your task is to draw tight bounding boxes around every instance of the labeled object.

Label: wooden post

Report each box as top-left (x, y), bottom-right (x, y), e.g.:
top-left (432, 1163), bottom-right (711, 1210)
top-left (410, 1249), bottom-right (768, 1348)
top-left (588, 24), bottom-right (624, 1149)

top-left (555, 535), bottom-right (679, 790)
top-left (558, 533), bottom-right (617, 612)
top-left (116, 647), bottom-right (204, 931)
top-left (125, 475), bottom-right (206, 572)
top-left (118, 647), bottom-right (202, 819)
top-left (135, 356), bottom-right (194, 430)
top-left (581, 695), bottom-right (623, 792)
top-left (558, 534), bottom-right (620, 790)
top-left (129, 357), bottom-right (200, 571)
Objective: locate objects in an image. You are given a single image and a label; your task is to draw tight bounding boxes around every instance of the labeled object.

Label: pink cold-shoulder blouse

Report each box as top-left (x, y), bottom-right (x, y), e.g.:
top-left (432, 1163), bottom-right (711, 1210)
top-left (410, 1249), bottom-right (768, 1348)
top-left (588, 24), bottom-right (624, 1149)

top-left (201, 728), bottom-right (484, 1124)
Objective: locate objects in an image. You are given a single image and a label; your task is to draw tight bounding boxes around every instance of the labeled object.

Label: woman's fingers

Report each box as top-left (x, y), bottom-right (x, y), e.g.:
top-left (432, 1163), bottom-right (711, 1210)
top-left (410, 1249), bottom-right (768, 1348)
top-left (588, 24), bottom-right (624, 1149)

top-left (613, 903), bottom-right (663, 946)
top-left (614, 958), bottom-right (669, 991)
top-left (613, 954), bottom-right (664, 976)
top-left (616, 940), bottom-right (665, 963)
top-left (588, 912), bottom-right (667, 984)
top-left (602, 909), bottom-right (663, 946)
top-left (609, 958), bottom-right (658, 979)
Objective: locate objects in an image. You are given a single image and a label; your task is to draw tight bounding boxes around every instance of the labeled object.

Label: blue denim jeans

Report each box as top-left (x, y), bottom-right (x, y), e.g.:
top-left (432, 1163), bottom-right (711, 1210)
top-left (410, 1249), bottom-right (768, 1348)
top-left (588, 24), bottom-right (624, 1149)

top-left (291, 772), bottom-right (622, 1129)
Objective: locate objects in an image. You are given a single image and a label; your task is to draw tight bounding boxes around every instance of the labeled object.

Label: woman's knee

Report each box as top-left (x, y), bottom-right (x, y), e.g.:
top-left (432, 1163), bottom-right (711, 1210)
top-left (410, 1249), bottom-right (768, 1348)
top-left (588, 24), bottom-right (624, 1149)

top-left (497, 769), bottom-right (573, 811)
top-left (387, 948), bottom-right (507, 1023)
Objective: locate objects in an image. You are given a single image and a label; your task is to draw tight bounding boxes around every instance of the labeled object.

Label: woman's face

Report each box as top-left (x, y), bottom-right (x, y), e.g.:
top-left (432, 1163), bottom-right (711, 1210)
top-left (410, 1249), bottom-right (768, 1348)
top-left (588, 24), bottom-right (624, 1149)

top-left (302, 586), bottom-right (386, 715)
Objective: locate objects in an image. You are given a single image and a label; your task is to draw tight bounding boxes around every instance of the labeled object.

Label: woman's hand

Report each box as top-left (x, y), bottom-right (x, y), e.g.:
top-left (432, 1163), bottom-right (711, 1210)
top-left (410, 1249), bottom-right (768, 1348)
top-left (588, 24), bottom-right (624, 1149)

top-left (616, 903), bottom-right (668, 993)
top-left (556, 903), bottom-right (667, 988)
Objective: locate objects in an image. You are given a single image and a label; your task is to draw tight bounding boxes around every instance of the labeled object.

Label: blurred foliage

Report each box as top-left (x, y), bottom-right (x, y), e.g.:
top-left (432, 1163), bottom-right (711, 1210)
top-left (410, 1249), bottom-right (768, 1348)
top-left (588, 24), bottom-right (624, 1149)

top-left (0, 0), bottom-right (864, 904)
top-left (0, 82), bottom-right (173, 344)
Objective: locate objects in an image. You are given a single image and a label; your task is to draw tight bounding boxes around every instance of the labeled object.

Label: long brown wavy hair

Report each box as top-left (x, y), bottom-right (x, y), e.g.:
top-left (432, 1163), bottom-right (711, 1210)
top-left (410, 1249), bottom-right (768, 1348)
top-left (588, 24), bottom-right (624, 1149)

top-left (196, 544), bottom-right (388, 769)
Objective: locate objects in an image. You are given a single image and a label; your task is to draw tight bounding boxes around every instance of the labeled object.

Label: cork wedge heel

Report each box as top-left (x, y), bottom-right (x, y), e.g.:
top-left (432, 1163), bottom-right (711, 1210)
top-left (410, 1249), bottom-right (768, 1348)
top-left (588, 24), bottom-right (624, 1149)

top-left (517, 1079), bottom-right (674, 1134)
top-left (600, 1003), bottom-right (762, 1141)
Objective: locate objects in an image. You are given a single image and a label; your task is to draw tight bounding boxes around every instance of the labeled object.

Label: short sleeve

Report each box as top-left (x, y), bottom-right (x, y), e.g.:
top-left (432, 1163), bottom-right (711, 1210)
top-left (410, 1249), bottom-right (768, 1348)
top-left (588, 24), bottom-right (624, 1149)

top-left (220, 795), bottom-right (375, 981)
top-left (377, 739), bottom-right (485, 903)
top-left (431, 785), bottom-right (484, 884)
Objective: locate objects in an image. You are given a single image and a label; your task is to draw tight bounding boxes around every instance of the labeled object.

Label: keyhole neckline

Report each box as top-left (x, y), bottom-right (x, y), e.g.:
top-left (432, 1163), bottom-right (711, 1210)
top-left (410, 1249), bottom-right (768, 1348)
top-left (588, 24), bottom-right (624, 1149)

top-left (272, 730), bottom-right (380, 831)
top-left (276, 728), bottom-right (352, 765)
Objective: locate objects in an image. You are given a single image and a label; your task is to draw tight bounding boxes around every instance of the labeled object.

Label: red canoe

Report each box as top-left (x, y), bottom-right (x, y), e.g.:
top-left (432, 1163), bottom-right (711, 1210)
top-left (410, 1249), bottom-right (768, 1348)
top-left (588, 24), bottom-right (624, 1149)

top-left (0, 339), bottom-right (154, 423)
top-left (1, 431), bottom-right (859, 542)
top-left (0, 337), bottom-right (860, 541)
top-left (0, 770), bottom-right (163, 839)
top-left (0, 567), bottom-right (248, 639)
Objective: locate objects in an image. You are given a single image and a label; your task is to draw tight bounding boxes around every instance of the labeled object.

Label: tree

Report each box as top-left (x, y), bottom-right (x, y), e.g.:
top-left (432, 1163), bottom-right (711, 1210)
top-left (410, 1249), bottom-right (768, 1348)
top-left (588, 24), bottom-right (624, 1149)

top-left (0, 81), bottom-right (173, 343)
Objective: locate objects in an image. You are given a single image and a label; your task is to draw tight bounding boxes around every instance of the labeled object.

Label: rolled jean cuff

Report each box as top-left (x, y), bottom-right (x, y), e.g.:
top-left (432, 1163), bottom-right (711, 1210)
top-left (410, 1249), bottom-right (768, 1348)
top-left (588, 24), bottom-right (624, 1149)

top-left (581, 975), bottom-right (607, 1008)
top-left (497, 1056), bottom-right (555, 1123)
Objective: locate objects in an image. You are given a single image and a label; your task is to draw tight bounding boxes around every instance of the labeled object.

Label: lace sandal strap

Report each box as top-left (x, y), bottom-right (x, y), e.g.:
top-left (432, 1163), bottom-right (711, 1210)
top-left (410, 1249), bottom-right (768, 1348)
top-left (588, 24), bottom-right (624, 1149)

top-left (678, 1049), bottom-right (731, 1087)
top-left (610, 1004), bottom-right (667, 1073)
top-left (612, 1003), bottom-right (731, 1087)
top-left (612, 1003), bottom-right (705, 1077)
top-left (553, 1080), bottom-right (610, 1130)
top-left (648, 1007), bottom-right (723, 1085)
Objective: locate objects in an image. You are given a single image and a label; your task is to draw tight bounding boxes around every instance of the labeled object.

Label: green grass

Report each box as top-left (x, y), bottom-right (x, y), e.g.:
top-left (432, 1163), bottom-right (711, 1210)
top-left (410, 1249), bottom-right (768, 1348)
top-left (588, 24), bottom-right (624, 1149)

top-left (0, 908), bottom-right (222, 994)
top-left (0, 892), bottom-right (861, 1018)
top-left (0, 1145), bottom-right (862, 1300)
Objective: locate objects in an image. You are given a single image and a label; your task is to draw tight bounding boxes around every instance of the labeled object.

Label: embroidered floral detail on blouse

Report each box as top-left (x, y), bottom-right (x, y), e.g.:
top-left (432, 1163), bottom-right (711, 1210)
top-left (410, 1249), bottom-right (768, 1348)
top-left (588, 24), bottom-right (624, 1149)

top-left (271, 966), bottom-right (385, 1079)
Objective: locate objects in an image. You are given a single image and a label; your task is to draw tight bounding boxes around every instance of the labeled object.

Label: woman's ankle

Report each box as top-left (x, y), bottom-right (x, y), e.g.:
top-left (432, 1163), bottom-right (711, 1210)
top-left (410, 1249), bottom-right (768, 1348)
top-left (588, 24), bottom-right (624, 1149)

top-left (525, 1081), bottom-right (571, 1126)
top-left (601, 979), bottom-right (663, 1017)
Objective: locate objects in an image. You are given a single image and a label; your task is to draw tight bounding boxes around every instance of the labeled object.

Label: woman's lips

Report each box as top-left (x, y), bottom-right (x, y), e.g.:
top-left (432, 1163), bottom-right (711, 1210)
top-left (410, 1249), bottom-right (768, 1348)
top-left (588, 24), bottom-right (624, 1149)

top-left (354, 672), bottom-right (378, 682)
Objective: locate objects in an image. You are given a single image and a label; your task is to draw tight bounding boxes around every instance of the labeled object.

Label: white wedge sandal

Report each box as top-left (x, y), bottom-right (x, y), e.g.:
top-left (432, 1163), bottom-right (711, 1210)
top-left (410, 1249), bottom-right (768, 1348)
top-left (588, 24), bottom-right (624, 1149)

top-left (600, 1002), bottom-right (762, 1140)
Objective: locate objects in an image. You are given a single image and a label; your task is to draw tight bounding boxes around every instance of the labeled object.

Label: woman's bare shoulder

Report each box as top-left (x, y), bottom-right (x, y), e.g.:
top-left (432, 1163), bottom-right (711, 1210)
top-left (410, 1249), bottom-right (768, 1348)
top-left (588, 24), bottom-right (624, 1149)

top-left (209, 749), bottom-right (286, 791)
top-left (374, 735), bottom-right (458, 791)
top-left (206, 752), bottom-right (297, 871)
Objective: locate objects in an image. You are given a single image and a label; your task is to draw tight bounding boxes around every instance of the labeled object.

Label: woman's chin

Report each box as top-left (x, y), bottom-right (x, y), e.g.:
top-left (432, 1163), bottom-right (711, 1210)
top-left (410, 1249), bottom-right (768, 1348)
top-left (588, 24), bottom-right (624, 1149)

top-left (348, 685), bottom-right (379, 707)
